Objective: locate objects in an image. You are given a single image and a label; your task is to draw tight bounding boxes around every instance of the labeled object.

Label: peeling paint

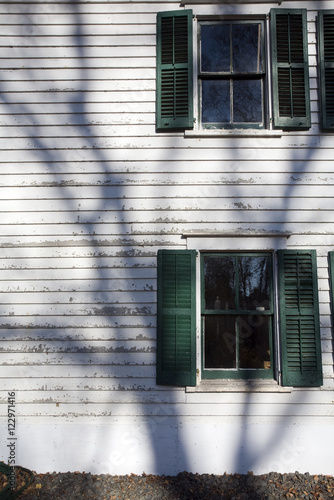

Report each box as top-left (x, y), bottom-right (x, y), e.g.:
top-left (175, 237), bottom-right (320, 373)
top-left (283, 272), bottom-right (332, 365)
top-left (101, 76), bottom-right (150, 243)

top-left (233, 202), bottom-right (252, 209)
top-left (92, 306), bottom-right (152, 316)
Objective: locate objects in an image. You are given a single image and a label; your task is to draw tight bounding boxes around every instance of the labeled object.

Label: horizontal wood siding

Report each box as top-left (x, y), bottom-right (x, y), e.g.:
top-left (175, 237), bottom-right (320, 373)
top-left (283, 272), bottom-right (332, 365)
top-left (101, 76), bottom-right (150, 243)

top-left (0, 0), bottom-right (333, 474)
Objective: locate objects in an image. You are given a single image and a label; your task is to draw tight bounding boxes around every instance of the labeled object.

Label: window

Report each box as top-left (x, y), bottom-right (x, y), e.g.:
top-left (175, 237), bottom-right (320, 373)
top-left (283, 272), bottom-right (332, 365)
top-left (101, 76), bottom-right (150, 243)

top-left (317, 11), bottom-right (334, 130)
top-left (157, 249), bottom-right (323, 388)
top-left (199, 21), bottom-right (265, 129)
top-left (201, 253), bottom-right (273, 379)
top-left (156, 9), bottom-right (311, 131)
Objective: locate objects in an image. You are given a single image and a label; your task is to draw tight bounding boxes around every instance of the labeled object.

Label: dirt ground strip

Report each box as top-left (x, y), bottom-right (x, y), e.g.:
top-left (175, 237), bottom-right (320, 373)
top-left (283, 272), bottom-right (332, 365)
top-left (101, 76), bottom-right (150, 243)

top-left (1, 467), bottom-right (334, 500)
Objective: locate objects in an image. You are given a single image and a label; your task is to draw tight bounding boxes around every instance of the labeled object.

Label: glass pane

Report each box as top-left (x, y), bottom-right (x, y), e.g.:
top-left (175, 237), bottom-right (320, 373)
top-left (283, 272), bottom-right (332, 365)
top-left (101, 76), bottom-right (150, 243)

top-left (238, 255), bottom-right (271, 311)
top-left (202, 80), bottom-right (230, 123)
top-left (239, 315), bottom-right (271, 369)
top-left (233, 79), bottom-right (263, 123)
top-left (232, 23), bottom-right (262, 73)
top-left (201, 24), bottom-right (230, 72)
top-left (204, 315), bottom-right (236, 368)
top-left (204, 256), bottom-right (235, 310)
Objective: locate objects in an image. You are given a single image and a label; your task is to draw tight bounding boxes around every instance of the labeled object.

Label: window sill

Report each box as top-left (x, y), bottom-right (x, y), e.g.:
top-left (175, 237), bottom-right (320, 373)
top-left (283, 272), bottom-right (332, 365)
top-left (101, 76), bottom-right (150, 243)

top-left (184, 129), bottom-right (283, 138)
top-left (186, 379), bottom-right (291, 393)
top-left (181, 0), bottom-right (284, 5)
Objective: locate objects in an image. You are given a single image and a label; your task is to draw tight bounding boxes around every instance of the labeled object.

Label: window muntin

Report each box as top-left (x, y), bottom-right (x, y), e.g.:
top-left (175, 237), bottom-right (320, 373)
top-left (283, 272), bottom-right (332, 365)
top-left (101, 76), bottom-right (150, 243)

top-left (199, 20), bottom-right (266, 129)
top-left (201, 252), bottom-right (274, 379)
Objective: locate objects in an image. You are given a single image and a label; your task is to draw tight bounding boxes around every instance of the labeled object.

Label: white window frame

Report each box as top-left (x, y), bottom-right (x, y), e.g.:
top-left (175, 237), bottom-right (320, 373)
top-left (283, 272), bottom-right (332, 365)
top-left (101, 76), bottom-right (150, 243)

top-left (186, 11), bottom-right (281, 137)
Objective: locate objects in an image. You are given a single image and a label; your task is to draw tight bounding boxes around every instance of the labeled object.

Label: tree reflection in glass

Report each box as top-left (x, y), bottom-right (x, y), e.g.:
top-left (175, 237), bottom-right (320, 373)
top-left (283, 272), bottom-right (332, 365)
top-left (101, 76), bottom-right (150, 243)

top-left (200, 21), bottom-right (264, 127)
top-left (202, 253), bottom-right (272, 373)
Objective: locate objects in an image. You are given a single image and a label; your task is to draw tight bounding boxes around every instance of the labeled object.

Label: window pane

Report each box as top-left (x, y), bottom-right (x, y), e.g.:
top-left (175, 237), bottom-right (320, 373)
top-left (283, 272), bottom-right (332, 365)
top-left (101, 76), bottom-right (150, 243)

top-left (238, 255), bottom-right (271, 310)
top-left (204, 256), bottom-right (235, 310)
top-left (232, 23), bottom-right (263, 73)
top-left (202, 80), bottom-right (230, 123)
top-left (233, 79), bottom-right (263, 123)
top-left (239, 315), bottom-right (271, 369)
top-left (201, 24), bottom-right (230, 72)
top-left (204, 315), bottom-right (236, 368)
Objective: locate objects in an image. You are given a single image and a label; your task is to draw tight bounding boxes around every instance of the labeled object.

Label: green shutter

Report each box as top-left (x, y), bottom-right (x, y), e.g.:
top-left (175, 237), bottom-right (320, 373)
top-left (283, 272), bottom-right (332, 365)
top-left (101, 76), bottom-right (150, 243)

top-left (278, 250), bottom-right (323, 387)
top-left (317, 11), bottom-right (334, 130)
top-left (157, 250), bottom-right (196, 386)
top-left (156, 10), bottom-right (193, 130)
top-left (328, 252), bottom-right (334, 329)
top-left (271, 9), bottom-right (311, 129)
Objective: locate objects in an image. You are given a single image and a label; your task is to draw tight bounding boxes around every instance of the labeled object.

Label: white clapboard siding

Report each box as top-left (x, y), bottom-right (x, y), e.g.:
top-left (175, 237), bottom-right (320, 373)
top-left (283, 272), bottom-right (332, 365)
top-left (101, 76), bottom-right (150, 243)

top-left (2, 172), bottom-right (334, 187)
top-left (1, 197), bottom-right (334, 213)
top-left (2, 143), bottom-right (334, 161)
top-left (0, 57), bottom-right (156, 70)
top-left (0, 388), bottom-right (331, 406)
top-left (3, 221), bottom-right (332, 235)
top-left (2, 211), bottom-right (334, 227)
top-left (0, 327), bottom-right (155, 342)
top-left (0, 279), bottom-right (156, 294)
top-left (0, 377), bottom-right (161, 392)
top-left (1, 401), bottom-right (333, 418)
top-left (0, 35), bottom-right (155, 47)
top-left (2, 158), bottom-right (334, 174)
top-left (0, 46), bottom-right (156, 59)
top-left (0, 339), bottom-right (155, 352)
top-left (0, 0), bottom-right (333, 476)
top-left (0, 254), bottom-right (156, 270)
top-left (0, 363), bottom-right (156, 378)
top-left (2, 185), bottom-right (334, 200)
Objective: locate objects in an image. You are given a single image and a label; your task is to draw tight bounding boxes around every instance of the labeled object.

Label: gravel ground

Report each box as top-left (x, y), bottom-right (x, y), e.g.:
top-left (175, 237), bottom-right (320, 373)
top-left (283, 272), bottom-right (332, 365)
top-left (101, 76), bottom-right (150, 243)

top-left (1, 467), bottom-right (334, 500)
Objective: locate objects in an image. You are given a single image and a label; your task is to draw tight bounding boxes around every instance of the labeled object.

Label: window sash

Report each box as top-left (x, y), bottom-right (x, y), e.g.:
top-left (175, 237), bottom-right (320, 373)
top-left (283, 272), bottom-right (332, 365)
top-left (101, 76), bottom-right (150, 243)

top-left (198, 20), bottom-right (266, 128)
top-left (201, 252), bottom-right (274, 379)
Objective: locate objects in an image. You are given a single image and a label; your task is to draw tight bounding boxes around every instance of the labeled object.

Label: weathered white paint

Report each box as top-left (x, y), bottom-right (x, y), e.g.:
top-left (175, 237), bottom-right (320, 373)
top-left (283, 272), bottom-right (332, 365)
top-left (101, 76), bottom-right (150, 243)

top-left (0, 0), bottom-right (333, 476)
top-left (9, 417), bottom-right (334, 475)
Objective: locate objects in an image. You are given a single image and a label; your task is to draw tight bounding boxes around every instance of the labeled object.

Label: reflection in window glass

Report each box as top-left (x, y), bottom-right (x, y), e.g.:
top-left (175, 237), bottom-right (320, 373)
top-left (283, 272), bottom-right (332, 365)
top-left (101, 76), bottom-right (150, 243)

top-left (199, 20), bottom-right (265, 128)
top-left (239, 315), bottom-right (271, 369)
top-left (202, 80), bottom-right (230, 123)
top-left (234, 80), bottom-right (263, 123)
top-left (201, 24), bottom-right (230, 72)
top-left (204, 315), bottom-right (236, 368)
top-left (204, 255), bottom-right (235, 310)
top-left (202, 253), bottom-right (273, 377)
top-left (238, 255), bottom-right (270, 310)
top-left (232, 24), bottom-right (263, 73)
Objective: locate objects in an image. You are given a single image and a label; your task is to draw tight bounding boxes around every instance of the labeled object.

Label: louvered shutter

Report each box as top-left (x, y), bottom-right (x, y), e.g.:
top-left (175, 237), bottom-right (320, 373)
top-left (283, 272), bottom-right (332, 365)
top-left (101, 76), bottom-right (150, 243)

top-left (157, 250), bottom-right (196, 386)
top-left (317, 11), bottom-right (334, 130)
top-left (328, 252), bottom-right (334, 325)
top-left (278, 250), bottom-right (323, 387)
top-left (156, 10), bottom-right (193, 130)
top-left (271, 9), bottom-right (311, 129)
